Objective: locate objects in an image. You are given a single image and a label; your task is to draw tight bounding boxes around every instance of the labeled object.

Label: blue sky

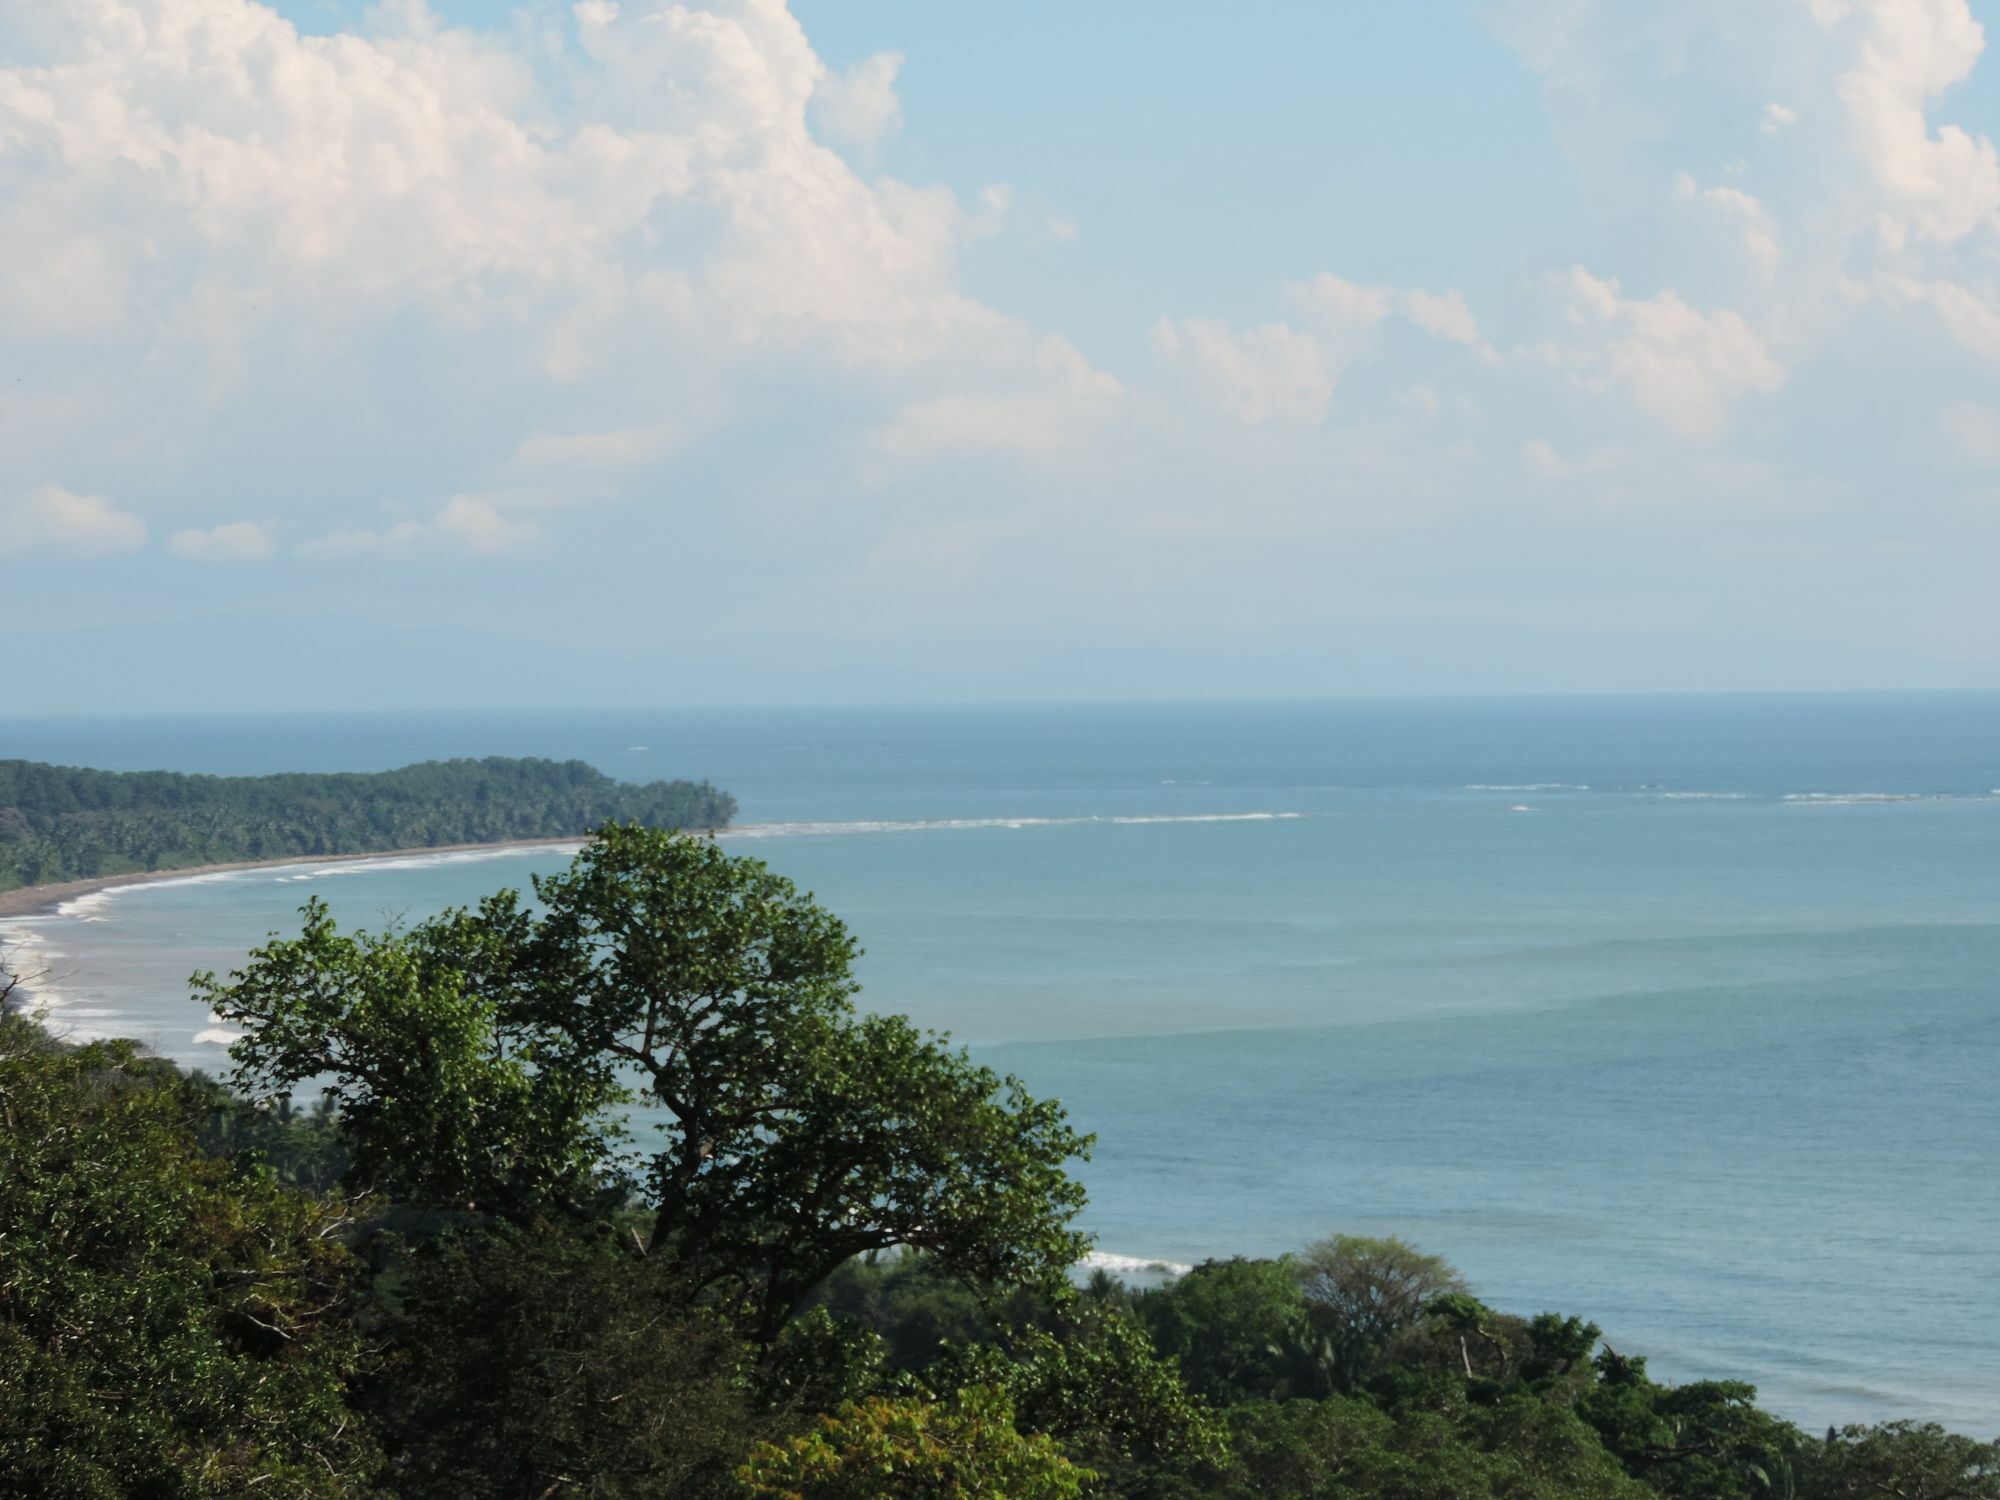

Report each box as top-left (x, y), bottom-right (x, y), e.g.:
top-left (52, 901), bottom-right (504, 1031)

top-left (4, 0), bottom-right (2000, 711)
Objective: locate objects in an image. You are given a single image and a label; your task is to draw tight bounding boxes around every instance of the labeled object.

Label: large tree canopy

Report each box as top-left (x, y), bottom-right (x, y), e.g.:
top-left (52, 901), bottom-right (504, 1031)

top-left (197, 824), bottom-right (1093, 1337)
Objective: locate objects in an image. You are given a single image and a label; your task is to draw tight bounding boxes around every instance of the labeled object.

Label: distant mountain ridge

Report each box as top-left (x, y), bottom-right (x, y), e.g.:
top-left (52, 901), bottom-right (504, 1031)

top-left (0, 757), bottom-right (735, 893)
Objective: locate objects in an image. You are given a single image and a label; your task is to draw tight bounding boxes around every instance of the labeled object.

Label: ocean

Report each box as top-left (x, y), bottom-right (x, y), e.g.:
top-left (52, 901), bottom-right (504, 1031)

top-left (2, 696), bottom-right (1995, 1431)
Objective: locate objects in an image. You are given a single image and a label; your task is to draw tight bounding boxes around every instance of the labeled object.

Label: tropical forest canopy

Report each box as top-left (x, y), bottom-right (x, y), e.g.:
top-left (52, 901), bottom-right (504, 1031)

top-left (1, 826), bottom-right (1994, 1499)
top-left (0, 756), bottom-right (735, 892)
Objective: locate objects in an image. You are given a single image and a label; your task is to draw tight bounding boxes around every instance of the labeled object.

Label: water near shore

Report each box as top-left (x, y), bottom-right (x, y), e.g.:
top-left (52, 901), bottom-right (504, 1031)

top-left (3, 697), bottom-right (1996, 1430)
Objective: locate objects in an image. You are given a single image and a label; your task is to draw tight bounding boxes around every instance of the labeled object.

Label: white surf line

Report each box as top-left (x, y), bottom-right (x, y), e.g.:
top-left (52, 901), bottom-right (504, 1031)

top-left (4, 811), bottom-right (1307, 927)
top-left (721, 812), bottom-right (1304, 839)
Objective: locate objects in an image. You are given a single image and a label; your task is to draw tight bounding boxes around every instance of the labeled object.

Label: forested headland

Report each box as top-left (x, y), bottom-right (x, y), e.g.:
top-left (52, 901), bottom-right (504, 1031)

top-left (1, 826), bottom-right (1993, 1499)
top-left (0, 757), bottom-right (735, 893)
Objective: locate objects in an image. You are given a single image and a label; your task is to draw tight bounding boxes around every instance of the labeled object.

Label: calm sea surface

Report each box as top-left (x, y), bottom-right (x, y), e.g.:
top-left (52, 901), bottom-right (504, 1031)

top-left (2, 697), bottom-right (1996, 1430)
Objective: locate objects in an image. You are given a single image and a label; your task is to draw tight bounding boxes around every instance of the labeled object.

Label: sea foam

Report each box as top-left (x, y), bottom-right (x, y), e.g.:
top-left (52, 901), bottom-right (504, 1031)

top-left (1081, 1250), bottom-right (1193, 1278)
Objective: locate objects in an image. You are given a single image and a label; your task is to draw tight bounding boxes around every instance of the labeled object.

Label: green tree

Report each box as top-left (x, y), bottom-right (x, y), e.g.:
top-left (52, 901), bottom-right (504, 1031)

top-left (0, 1016), bottom-right (378, 1498)
top-left (1217, 1391), bottom-right (1654, 1500)
top-left (1131, 1256), bottom-right (1322, 1402)
top-left (1579, 1351), bottom-right (1803, 1500)
top-left (361, 1225), bottom-right (759, 1500)
top-left (198, 825), bottom-right (1093, 1340)
top-left (1799, 1421), bottom-right (2000, 1500)
top-left (925, 1308), bottom-right (1228, 1495)
top-left (740, 1386), bottom-right (1089, 1500)
top-left (1294, 1234), bottom-right (1469, 1387)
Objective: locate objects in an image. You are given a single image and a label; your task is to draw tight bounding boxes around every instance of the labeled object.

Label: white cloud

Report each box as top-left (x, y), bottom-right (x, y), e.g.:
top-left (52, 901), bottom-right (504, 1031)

top-left (511, 423), bottom-right (684, 471)
top-left (812, 50), bottom-right (906, 153)
top-left (1521, 439), bottom-right (1571, 480)
top-left (1877, 273), bottom-right (2000, 359)
top-left (873, 336), bottom-right (1122, 465)
top-left (301, 495), bottom-right (541, 557)
top-left (1399, 288), bottom-right (1486, 349)
top-left (1674, 174), bottom-right (1783, 281)
top-left (168, 521), bottom-right (277, 560)
top-left (1158, 275), bottom-right (1493, 426)
top-left (1520, 439), bottom-right (1619, 482)
top-left (0, 0), bottom-right (1105, 545)
top-left (0, 485), bottom-right (146, 556)
top-left (1287, 274), bottom-right (1396, 340)
top-left (1825, 0), bottom-right (2000, 247)
top-left (1939, 401), bottom-right (2000, 463)
top-left (1553, 268), bottom-right (1785, 439)
top-left (1154, 317), bottom-right (1335, 427)
top-left (1762, 102), bottom-right (1800, 131)
top-left (1286, 275), bottom-right (1491, 356)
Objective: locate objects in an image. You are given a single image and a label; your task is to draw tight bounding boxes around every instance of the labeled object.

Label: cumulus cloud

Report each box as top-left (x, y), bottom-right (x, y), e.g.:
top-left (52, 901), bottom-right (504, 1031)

top-left (812, 51), bottom-right (906, 153)
top-left (1877, 273), bottom-right (2000, 359)
top-left (301, 496), bottom-right (542, 558)
top-left (0, 485), bottom-right (146, 556)
top-left (168, 521), bottom-right (277, 561)
top-left (1674, 174), bottom-right (1783, 281)
top-left (1399, 288), bottom-right (1487, 349)
top-left (0, 0), bottom-right (1104, 548)
top-left (1762, 102), bottom-right (1800, 132)
top-left (1553, 269), bottom-right (1785, 439)
top-left (1153, 317), bottom-right (1335, 427)
top-left (1157, 274), bottom-right (1492, 426)
top-left (1824, 0), bottom-right (2000, 247)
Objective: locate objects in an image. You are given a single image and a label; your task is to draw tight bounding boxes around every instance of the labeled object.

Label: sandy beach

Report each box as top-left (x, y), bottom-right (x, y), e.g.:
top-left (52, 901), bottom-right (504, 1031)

top-left (0, 835), bottom-right (601, 921)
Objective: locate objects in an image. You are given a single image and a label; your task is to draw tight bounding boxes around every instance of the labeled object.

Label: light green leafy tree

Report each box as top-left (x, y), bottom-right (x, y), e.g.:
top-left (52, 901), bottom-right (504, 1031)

top-left (740, 1386), bottom-right (1090, 1500)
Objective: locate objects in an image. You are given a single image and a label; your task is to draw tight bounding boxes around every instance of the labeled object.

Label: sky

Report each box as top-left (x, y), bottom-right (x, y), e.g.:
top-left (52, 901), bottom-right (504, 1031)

top-left (4, 0), bottom-right (2000, 711)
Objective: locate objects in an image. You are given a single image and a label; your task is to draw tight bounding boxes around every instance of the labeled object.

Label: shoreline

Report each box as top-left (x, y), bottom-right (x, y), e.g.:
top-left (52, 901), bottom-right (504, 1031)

top-left (0, 834), bottom-right (654, 921)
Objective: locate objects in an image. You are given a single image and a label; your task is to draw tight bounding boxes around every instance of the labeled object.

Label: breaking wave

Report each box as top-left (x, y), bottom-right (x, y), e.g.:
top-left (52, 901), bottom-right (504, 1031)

top-left (1080, 1250), bottom-right (1192, 1278)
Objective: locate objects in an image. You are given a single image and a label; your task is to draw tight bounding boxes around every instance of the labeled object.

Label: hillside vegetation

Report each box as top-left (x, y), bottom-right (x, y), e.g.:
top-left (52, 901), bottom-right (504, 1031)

top-left (2, 826), bottom-right (1992, 1499)
top-left (0, 756), bottom-right (735, 892)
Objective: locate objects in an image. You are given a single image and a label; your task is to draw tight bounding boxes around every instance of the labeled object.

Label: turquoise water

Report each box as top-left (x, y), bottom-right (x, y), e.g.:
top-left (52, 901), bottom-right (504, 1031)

top-left (2, 697), bottom-right (1996, 1430)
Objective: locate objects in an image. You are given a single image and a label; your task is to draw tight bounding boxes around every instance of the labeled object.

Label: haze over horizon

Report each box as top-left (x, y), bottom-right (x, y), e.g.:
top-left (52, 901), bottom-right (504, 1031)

top-left (7, 0), bottom-right (2000, 711)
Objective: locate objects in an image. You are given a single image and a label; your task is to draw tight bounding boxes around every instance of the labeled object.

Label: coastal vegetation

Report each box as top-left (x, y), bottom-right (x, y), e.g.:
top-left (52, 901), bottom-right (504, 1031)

top-left (3, 826), bottom-right (1994, 1499)
top-left (0, 757), bottom-right (735, 893)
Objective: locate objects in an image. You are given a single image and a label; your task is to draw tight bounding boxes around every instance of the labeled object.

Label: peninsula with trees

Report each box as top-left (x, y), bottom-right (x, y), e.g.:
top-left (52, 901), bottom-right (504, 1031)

top-left (0, 756), bottom-right (736, 897)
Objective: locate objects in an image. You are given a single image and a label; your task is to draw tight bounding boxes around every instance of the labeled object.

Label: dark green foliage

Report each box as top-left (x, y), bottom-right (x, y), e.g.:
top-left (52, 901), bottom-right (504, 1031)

top-left (0, 1014), bottom-right (378, 1498)
top-left (1798, 1421), bottom-right (2000, 1500)
top-left (809, 1252), bottom-right (1057, 1372)
top-left (360, 1225), bottom-right (760, 1500)
top-left (923, 1307), bottom-right (1230, 1496)
top-left (754, 1304), bottom-right (892, 1415)
top-left (0, 755), bottom-right (734, 892)
top-left (1131, 1256), bottom-right (1325, 1402)
top-left (1217, 1391), bottom-right (1657, 1499)
top-left (196, 896), bottom-right (636, 1230)
top-left (199, 825), bottom-right (1094, 1340)
top-left (1578, 1352), bottom-right (1804, 1500)
top-left (1296, 1233), bottom-right (1471, 1389)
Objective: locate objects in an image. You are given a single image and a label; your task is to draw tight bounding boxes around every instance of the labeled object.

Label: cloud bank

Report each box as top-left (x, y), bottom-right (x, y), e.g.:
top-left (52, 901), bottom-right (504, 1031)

top-left (3, 0), bottom-right (2000, 701)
